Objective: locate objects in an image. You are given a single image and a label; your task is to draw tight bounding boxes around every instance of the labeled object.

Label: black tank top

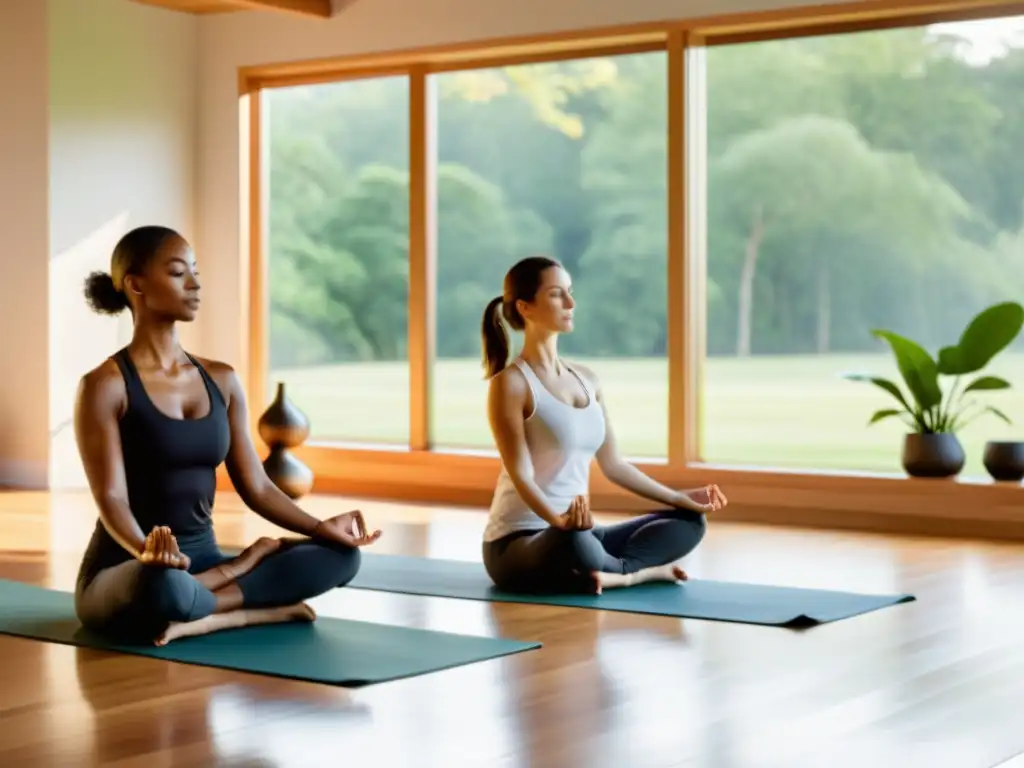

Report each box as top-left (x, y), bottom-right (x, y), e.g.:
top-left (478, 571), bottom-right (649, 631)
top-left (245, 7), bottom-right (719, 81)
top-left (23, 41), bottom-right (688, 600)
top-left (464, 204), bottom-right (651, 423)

top-left (77, 347), bottom-right (232, 581)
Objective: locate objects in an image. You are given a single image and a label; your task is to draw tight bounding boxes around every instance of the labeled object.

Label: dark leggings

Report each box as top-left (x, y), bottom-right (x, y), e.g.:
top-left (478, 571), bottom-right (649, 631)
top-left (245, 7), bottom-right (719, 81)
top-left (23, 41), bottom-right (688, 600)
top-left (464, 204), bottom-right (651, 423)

top-left (74, 531), bottom-right (360, 643)
top-left (482, 508), bottom-right (707, 593)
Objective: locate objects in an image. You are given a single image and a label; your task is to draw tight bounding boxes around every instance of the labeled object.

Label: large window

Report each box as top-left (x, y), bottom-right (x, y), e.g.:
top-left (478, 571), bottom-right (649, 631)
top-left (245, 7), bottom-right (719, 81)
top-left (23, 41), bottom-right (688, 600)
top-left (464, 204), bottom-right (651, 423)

top-left (701, 18), bottom-right (1024, 476)
top-left (265, 77), bottom-right (410, 445)
top-left (430, 52), bottom-right (670, 459)
top-left (253, 10), bottom-right (1024, 484)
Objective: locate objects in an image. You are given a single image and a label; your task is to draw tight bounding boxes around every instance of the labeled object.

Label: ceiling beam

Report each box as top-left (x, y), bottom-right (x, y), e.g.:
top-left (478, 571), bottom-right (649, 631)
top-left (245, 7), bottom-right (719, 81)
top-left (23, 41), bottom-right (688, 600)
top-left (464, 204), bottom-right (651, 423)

top-left (220, 0), bottom-right (334, 17)
top-left (129, 0), bottom-right (241, 13)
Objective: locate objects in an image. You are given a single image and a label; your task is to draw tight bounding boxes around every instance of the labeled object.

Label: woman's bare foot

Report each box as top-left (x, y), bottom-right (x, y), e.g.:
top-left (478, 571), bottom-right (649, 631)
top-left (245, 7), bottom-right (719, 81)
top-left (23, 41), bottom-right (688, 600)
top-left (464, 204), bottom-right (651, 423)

top-left (591, 563), bottom-right (688, 592)
top-left (219, 537), bottom-right (282, 581)
top-left (154, 602), bottom-right (316, 647)
top-left (193, 537), bottom-right (282, 592)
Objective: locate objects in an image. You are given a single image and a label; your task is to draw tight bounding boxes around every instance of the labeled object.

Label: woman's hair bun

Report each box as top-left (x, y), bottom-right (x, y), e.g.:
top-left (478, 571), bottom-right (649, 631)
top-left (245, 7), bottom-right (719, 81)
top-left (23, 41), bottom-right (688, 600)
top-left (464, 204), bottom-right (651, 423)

top-left (83, 270), bottom-right (129, 315)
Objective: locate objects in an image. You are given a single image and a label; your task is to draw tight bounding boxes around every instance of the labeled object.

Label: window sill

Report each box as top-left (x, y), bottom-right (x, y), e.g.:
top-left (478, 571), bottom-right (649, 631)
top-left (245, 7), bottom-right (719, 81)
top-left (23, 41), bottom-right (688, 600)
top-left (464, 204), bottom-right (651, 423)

top-left (219, 443), bottom-right (1024, 540)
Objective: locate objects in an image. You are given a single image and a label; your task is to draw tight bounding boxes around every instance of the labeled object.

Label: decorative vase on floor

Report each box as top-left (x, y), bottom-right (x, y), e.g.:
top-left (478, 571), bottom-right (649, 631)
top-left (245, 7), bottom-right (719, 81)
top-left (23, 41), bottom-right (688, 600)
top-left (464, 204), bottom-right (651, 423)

top-left (258, 382), bottom-right (314, 499)
top-left (982, 441), bottom-right (1024, 482)
top-left (902, 433), bottom-right (965, 479)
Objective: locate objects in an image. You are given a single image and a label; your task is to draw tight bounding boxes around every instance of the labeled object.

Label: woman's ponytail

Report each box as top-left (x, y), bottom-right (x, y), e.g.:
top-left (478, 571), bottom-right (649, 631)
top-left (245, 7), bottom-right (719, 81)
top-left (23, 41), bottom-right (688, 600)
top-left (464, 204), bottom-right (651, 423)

top-left (481, 295), bottom-right (510, 379)
top-left (481, 256), bottom-right (561, 379)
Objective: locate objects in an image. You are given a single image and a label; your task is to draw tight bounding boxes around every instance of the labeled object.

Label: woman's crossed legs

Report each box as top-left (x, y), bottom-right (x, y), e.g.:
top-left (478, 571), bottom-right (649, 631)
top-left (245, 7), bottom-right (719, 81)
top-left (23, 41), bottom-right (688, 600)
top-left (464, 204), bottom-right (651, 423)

top-left (483, 508), bottom-right (708, 594)
top-left (75, 531), bottom-right (362, 646)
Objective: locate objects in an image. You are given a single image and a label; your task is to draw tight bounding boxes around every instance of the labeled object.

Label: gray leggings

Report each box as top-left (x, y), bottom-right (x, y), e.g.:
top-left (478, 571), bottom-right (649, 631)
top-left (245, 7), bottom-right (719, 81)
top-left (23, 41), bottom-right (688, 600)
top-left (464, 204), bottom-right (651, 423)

top-left (75, 530), bottom-right (360, 643)
top-left (482, 508), bottom-right (707, 593)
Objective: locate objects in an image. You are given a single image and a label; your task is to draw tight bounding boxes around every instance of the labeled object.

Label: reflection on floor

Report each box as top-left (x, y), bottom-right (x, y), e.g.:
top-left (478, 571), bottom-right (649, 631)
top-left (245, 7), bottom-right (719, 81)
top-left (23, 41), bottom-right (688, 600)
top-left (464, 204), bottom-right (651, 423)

top-left (1, 489), bottom-right (1024, 767)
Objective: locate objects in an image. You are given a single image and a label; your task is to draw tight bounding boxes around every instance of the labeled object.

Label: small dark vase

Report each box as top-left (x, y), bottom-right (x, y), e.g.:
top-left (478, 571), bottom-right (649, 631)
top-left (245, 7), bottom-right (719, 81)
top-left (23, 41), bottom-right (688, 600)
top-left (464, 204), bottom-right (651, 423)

top-left (258, 382), bottom-right (314, 499)
top-left (982, 441), bottom-right (1024, 482)
top-left (262, 447), bottom-right (314, 500)
top-left (902, 433), bottom-right (965, 479)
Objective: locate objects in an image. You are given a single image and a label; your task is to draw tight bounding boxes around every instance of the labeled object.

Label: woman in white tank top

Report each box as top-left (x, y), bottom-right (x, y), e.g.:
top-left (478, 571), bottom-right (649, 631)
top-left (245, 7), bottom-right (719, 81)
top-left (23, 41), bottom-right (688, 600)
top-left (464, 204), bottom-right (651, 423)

top-left (479, 256), bottom-right (728, 595)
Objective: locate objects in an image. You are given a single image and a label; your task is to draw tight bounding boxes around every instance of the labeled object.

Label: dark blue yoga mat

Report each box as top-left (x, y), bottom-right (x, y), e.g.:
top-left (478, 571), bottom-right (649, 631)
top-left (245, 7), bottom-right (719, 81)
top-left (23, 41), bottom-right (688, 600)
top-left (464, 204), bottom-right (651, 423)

top-left (348, 553), bottom-right (916, 627)
top-left (0, 578), bottom-right (540, 686)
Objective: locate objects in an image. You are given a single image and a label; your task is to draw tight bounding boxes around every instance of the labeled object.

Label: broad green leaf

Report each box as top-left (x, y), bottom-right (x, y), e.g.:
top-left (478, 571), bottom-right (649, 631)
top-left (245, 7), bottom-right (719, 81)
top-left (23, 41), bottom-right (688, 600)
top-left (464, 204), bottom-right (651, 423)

top-left (937, 301), bottom-right (1024, 375)
top-left (842, 373), bottom-right (912, 412)
top-left (936, 344), bottom-right (965, 374)
top-left (962, 375), bottom-right (1011, 394)
top-left (868, 408), bottom-right (903, 425)
top-left (870, 330), bottom-right (943, 410)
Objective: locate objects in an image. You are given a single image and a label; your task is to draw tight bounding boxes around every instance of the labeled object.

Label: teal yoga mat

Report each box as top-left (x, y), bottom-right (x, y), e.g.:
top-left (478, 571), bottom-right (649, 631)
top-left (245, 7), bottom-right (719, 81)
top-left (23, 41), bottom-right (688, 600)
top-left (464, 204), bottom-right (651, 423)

top-left (348, 553), bottom-right (916, 627)
top-left (0, 578), bottom-right (540, 686)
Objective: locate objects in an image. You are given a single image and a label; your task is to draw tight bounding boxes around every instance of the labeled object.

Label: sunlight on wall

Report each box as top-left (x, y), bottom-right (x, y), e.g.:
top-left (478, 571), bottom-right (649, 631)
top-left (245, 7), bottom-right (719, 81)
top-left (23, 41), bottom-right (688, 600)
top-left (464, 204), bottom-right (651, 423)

top-left (48, 214), bottom-right (134, 490)
top-left (45, 0), bottom-right (198, 491)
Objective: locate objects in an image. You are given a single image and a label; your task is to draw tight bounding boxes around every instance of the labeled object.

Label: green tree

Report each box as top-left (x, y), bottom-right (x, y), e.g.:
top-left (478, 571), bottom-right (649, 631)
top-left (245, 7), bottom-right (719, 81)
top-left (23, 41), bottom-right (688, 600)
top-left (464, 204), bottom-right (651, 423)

top-left (434, 164), bottom-right (553, 358)
top-left (709, 114), bottom-right (972, 356)
top-left (571, 52), bottom-right (669, 357)
top-left (262, 23), bottom-right (1024, 369)
top-left (268, 131), bottom-right (409, 364)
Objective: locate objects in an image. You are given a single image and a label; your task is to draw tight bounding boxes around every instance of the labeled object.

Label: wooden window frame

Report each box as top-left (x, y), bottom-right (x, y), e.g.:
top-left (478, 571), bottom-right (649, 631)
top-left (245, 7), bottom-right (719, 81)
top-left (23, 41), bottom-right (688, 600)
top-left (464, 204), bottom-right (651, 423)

top-left (232, 0), bottom-right (1024, 540)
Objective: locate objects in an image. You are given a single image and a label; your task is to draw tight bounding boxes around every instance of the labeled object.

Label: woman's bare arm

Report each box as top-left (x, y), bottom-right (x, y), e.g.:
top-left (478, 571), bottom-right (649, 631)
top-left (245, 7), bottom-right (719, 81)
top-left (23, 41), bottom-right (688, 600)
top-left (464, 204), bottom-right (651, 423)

top-left (74, 362), bottom-right (148, 558)
top-left (487, 367), bottom-right (570, 528)
top-left (574, 363), bottom-right (713, 514)
top-left (205, 361), bottom-right (323, 537)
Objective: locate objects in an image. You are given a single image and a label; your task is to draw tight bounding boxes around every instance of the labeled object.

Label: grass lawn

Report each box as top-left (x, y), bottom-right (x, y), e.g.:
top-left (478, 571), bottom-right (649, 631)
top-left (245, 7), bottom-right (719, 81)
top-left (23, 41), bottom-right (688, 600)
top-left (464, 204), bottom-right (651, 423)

top-left (269, 353), bottom-right (1024, 480)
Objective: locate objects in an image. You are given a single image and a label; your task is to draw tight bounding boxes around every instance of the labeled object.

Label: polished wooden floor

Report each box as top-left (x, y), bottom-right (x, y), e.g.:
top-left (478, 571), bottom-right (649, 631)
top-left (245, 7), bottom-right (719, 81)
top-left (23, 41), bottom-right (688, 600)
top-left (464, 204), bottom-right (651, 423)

top-left (2, 490), bottom-right (1024, 768)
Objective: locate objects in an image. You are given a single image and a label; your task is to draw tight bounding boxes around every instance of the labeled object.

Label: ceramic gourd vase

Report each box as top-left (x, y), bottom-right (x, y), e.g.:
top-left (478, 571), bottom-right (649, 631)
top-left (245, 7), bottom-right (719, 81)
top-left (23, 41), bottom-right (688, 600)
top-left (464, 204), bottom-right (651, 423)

top-left (257, 382), bottom-right (314, 499)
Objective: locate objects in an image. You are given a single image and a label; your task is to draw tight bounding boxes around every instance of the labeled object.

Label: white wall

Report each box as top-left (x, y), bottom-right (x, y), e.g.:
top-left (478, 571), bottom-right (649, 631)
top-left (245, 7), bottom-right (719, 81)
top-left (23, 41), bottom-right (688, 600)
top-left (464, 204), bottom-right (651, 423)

top-left (0, 0), bottom-right (49, 488)
top-left (0, 0), bottom-right (855, 491)
top-left (47, 0), bottom-right (198, 489)
top-left (195, 0), bottom-right (840, 404)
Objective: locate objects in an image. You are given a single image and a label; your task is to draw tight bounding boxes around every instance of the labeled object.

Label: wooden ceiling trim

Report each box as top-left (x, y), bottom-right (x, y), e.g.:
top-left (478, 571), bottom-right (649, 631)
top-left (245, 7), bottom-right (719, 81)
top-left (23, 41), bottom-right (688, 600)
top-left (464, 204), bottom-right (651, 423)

top-left (128, 0), bottom-right (335, 17)
top-left (221, 0), bottom-right (333, 18)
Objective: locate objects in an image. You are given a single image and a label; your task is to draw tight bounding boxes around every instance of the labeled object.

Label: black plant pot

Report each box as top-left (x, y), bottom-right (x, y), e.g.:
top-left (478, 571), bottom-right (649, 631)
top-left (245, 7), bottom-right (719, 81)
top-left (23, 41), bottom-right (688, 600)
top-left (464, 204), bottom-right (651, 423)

top-left (982, 441), bottom-right (1024, 482)
top-left (902, 433), bottom-right (965, 478)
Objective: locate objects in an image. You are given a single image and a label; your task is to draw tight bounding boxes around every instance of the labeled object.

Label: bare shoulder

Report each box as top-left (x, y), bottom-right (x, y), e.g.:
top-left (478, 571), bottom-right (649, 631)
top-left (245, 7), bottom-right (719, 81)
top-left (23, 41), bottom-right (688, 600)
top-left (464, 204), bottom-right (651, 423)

top-left (191, 355), bottom-right (241, 401)
top-left (565, 360), bottom-right (603, 394)
top-left (192, 355), bottom-right (236, 378)
top-left (487, 364), bottom-right (534, 430)
top-left (77, 358), bottom-right (126, 409)
top-left (488, 363), bottom-right (537, 425)
top-left (488, 363), bottom-right (529, 400)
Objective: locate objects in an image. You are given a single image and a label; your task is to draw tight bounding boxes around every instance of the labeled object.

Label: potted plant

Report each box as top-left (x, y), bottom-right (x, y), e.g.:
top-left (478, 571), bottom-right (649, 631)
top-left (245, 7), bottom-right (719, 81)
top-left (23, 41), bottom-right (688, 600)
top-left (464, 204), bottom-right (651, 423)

top-left (843, 301), bottom-right (1024, 478)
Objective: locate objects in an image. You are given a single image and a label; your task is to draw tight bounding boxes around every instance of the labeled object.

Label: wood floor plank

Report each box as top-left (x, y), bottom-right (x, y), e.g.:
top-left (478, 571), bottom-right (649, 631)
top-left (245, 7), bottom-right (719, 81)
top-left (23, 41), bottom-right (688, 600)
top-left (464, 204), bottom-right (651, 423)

top-left (0, 489), bottom-right (1022, 767)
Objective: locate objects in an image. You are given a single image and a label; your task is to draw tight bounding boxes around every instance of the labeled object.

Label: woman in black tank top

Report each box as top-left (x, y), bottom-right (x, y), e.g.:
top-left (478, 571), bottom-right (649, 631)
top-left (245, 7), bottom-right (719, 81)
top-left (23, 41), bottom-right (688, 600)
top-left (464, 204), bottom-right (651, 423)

top-left (73, 226), bottom-right (382, 646)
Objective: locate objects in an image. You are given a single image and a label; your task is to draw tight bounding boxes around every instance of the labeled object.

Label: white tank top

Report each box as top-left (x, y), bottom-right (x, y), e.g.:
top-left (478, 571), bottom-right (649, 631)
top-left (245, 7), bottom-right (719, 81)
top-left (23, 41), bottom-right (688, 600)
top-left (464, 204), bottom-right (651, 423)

top-left (483, 358), bottom-right (607, 542)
